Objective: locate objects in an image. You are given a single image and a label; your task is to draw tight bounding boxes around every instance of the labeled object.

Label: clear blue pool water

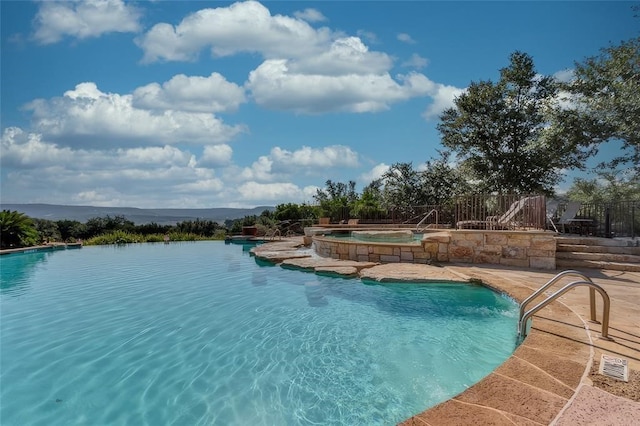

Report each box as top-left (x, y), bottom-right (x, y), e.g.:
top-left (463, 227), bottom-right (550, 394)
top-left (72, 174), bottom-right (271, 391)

top-left (323, 232), bottom-right (423, 244)
top-left (0, 242), bottom-right (519, 425)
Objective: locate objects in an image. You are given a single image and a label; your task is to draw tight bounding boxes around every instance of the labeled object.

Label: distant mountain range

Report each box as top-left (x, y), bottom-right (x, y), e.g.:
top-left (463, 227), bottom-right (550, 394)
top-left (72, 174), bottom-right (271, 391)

top-left (1, 203), bottom-right (275, 225)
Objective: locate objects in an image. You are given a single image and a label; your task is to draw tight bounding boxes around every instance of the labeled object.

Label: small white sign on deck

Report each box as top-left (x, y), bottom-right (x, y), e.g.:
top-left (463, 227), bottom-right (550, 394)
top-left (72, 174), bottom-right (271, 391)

top-left (599, 354), bottom-right (629, 382)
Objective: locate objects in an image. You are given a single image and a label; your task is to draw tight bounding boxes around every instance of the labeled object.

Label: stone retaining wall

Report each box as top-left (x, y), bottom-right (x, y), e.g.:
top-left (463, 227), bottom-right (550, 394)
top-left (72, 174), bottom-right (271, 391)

top-left (313, 230), bottom-right (556, 269)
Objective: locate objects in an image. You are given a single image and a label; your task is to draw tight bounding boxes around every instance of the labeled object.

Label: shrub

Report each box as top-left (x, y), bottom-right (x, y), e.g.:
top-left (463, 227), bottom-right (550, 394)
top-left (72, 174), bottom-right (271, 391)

top-left (84, 230), bottom-right (143, 245)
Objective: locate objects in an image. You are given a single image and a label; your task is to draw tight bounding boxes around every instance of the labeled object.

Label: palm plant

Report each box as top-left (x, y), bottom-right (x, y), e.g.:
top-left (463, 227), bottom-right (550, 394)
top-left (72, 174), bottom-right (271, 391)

top-left (0, 210), bottom-right (39, 249)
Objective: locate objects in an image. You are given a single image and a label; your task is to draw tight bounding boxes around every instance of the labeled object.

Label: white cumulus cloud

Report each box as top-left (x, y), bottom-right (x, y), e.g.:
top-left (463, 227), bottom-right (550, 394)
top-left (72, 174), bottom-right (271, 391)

top-left (0, 127), bottom-right (236, 208)
top-left (247, 61), bottom-right (433, 113)
top-left (397, 33), bottom-right (416, 44)
top-left (132, 73), bottom-right (246, 113)
top-left (421, 84), bottom-right (466, 120)
top-left (33, 0), bottom-right (141, 44)
top-left (134, 2), bottom-right (454, 116)
top-left (359, 163), bottom-right (390, 184)
top-left (239, 145), bottom-right (360, 182)
top-left (237, 181), bottom-right (306, 202)
top-left (136, 0), bottom-right (332, 63)
top-left (1, 127), bottom-right (75, 168)
top-left (270, 145), bottom-right (359, 173)
top-left (402, 53), bottom-right (429, 69)
top-left (293, 8), bottom-right (327, 22)
top-left (199, 144), bottom-right (234, 167)
top-left (25, 82), bottom-right (245, 148)
top-left (287, 37), bottom-right (392, 76)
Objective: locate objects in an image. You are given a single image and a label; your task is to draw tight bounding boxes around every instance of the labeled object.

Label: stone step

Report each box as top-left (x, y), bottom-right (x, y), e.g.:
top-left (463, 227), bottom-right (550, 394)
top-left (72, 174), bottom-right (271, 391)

top-left (556, 236), bottom-right (640, 248)
top-left (556, 251), bottom-right (640, 264)
top-left (556, 244), bottom-right (640, 255)
top-left (556, 258), bottom-right (640, 272)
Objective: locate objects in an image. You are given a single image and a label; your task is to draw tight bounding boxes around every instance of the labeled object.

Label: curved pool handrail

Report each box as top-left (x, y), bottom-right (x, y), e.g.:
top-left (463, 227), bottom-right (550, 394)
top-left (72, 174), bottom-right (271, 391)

top-left (518, 280), bottom-right (611, 340)
top-left (518, 270), bottom-right (597, 330)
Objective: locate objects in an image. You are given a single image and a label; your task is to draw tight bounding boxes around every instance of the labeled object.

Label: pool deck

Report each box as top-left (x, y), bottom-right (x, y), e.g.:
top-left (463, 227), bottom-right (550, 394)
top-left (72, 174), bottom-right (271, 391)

top-left (252, 238), bottom-right (640, 425)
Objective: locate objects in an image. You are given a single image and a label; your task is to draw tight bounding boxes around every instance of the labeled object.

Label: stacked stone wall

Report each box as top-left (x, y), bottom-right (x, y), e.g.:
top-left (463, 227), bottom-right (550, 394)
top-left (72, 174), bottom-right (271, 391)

top-left (312, 230), bottom-right (556, 269)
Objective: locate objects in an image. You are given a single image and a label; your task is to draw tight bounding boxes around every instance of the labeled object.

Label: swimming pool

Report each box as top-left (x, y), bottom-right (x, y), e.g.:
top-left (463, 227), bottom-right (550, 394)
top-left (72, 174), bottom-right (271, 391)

top-left (323, 230), bottom-right (423, 244)
top-left (1, 242), bottom-right (519, 425)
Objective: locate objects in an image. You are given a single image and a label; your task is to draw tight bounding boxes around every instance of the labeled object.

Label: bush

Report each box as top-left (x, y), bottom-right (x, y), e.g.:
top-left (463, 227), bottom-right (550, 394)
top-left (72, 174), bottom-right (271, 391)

top-left (83, 230), bottom-right (228, 246)
top-left (84, 230), bottom-right (144, 245)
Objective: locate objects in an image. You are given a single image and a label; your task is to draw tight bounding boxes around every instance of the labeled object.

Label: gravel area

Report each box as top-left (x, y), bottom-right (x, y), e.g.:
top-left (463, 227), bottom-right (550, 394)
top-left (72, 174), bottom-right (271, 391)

top-left (590, 361), bottom-right (640, 402)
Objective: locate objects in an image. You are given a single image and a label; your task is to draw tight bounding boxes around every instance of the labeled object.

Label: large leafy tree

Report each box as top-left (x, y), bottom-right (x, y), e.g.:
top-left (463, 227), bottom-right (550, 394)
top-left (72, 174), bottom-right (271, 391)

top-left (351, 179), bottom-right (386, 219)
top-left (420, 151), bottom-right (472, 205)
top-left (381, 155), bottom-right (471, 211)
top-left (438, 51), bottom-right (592, 195)
top-left (313, 180), bottom-right (358, 220)
top-left (32, 219), bottom-right (61, 242)
top-left (567, 36), bottom-right (640, 174)
top-left (381, 162), bottom-right (427, 210)
top-left (0, 210), bottom-right (39, 249)
top-left (567, 169), bottom-right (640, 205)
top-left (56, 219), bottom-right (86, 242)
top-left (273, 203), bottom-right (319, 222)
top-left (84, 215), bottom-right (135, 238)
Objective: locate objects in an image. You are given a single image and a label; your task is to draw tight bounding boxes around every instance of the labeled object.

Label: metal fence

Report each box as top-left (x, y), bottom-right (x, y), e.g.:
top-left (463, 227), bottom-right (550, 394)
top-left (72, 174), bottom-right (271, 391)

top-left (453, 194), bottom-right (547, 230)
top-left (556, 200), bottom-right (639, 238)
top-left (324, 197), bottom-right (639, 238)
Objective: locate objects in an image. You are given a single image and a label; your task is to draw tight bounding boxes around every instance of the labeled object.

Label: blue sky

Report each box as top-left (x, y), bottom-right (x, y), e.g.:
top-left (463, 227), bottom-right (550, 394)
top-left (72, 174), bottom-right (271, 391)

top-left (1, 1), bottom-right (637, 209)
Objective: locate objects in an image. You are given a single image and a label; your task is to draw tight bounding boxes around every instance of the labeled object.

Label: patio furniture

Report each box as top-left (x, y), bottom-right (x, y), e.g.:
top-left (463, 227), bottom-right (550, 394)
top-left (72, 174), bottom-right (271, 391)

top-left (457, 195), bottom-right (545, 230)
top-left (556, 202), bottom-right (582, 233)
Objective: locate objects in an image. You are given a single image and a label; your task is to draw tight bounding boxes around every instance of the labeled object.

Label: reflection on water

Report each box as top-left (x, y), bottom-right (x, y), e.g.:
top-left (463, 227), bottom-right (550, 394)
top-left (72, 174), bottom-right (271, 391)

top-left (0, 251), bottom-right (51, 296)
top-left (305, 280), bottom-right (328, 307)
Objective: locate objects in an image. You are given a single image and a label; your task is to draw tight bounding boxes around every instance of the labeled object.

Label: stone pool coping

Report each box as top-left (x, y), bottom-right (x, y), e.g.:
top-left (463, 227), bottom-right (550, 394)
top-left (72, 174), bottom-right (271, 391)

top-left (251, 237), bottom-right (640, 425)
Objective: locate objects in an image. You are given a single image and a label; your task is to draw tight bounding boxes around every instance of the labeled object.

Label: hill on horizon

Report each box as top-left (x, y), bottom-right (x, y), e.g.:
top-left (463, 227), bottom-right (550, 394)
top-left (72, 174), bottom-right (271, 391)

top-left (0, 203), bottom-right (275, 225)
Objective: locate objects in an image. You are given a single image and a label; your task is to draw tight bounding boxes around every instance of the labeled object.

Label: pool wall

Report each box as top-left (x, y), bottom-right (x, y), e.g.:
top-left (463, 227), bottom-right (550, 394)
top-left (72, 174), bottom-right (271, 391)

top-left (312, 229), bottom-right (556, 269)
top-left (0, 242), bottom-right (82, 256)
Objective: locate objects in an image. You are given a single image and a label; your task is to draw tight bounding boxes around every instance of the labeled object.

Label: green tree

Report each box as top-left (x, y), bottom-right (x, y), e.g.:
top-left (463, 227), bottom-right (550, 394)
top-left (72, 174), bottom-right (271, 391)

top-left (567, 170), bottom-right (640, 204)
top-left (84, 215), bottom-right (135, 238)
top-left (382, 162), bottom-right (427, 210)
top-left (352, 179), bottom-right (386, 220)
top-left (273, 203), bottom-right (302, 221)
top-left (438, 51), bottom-right (592, 195)
top-left (32, 219), bottom-right (61, 243)
top-left (567, 36), bottom-right (640, 173)
top-left (0, 210), bottom-right (39, 249)
top-left (313, 180), bottom-right (358, 221)
top-left (175, 219), bottom-right (222, 237)
top-left (420, 151), bottom-right (472, 205)
top-left (56, 219), bottom-right (86, 242)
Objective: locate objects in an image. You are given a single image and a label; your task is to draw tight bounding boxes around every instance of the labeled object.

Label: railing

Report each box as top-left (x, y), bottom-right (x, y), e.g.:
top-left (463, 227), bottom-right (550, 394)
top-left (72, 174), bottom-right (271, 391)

top-left (519, 270), bottom-right (598, 327)
top-left (319, 198), bottom-right (639, 236)
top-left (558, 200), bottom-right (640, 238)
top-left (518, 270), bottom-right (611, 340)
top-left (416, 209), bottom-right (438, 232)
top-left (455, 194), bottom-right (547, 231)
top-left (266, 228), bottom-right (281, 240)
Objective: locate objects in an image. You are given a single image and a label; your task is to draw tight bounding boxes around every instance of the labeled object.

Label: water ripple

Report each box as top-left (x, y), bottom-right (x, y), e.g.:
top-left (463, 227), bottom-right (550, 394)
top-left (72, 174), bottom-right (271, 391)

top-left (1, 242), bottom-right (518, 425)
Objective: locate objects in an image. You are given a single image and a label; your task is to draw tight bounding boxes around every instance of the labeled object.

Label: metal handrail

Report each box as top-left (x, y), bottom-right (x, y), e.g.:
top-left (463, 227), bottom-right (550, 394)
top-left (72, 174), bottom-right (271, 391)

top-left (267, 228), bottom-right (281, 240)
top-left (518, 280), bottom-right (611, 340)
top-left (416, 209), bottom-right (438, 232)
top-left (518, 270), bottom-right (598, 331)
